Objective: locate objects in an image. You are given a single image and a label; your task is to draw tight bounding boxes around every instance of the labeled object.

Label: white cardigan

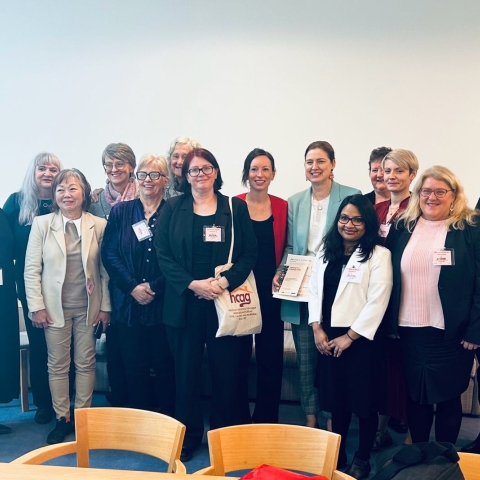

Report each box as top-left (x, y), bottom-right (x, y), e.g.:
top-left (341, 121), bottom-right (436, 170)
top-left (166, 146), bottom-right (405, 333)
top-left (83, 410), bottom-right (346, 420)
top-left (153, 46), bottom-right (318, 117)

top-left (308, 245), bottom-right (393, 340)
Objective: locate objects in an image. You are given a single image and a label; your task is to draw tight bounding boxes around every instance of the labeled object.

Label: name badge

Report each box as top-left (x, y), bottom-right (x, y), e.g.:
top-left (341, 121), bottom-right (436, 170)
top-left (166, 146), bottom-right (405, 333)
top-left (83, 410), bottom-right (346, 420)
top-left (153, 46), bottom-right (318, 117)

top-left (344, 267), bottom-right (363, 284)
top-left (432, 248), bottom-right (455, 266)
top-left (379, 223), bottom-right (391, 238)
top-left (203, 225), bottom-right (225, 242)
top-left (132, 220), bottom-right (153, 242)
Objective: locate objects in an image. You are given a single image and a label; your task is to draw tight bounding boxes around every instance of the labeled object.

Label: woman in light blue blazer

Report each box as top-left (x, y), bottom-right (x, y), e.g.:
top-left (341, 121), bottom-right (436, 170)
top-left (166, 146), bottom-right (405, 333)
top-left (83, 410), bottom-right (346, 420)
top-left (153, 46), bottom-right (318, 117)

top-left (273, 141), bottom-right (361, 427)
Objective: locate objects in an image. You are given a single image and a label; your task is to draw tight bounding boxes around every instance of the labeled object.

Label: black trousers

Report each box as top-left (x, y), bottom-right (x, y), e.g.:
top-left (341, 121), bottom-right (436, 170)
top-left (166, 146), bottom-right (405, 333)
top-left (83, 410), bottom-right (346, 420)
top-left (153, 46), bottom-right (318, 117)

top-left (239, 288), bottom-right (283, 423)
top-left (20, 297), bottom-right (52, 409)
top-left (105, 323), bottom-right (129, 406)
top-left (117, 321), bottom-right (175, 415)
top-left (166, 296), bottom-right (243, 450)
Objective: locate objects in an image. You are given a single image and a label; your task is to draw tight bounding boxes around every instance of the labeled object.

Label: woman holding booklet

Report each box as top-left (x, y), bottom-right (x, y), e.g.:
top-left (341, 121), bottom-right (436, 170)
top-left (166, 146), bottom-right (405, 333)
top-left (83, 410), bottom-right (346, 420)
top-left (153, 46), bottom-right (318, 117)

top-left (309, 194), bottom-right (393, 479)
top-left (273, 141), bottom-right (360, 428)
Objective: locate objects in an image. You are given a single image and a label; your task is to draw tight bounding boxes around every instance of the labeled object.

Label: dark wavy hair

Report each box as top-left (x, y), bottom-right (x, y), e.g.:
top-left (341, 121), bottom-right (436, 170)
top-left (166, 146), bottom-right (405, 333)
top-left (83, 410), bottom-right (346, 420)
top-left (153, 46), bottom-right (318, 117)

top-left (241, 148), bottom-right (275, 187)
top-left (181, 148), bottom-right (223, 194)
top-left (322, 194), bottom-right (381, 263)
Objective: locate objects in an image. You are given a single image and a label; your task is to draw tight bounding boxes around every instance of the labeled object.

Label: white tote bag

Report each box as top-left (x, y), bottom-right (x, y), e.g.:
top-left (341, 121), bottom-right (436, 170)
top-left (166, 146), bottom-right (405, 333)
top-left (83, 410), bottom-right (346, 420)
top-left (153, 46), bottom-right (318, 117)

top-left (214, 198), bottom-right (262, 337)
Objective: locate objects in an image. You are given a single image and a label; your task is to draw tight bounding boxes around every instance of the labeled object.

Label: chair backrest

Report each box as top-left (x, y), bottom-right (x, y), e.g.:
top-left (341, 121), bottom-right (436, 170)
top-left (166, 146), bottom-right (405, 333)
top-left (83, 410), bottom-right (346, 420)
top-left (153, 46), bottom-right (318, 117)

top-left (75, 407), bottom-right (185, 472)
top-left (205, 423), bottom-right (341, 476)
top-left (458, 452), bottom-right (480, 480)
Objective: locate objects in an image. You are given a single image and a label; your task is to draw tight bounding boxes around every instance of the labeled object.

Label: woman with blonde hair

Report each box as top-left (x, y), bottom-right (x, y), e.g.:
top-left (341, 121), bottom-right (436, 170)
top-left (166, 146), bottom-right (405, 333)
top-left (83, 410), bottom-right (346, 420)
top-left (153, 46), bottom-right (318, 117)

top-left (102, 154), bottom-right (175, 414)
top-left (3, 152), bottom-right (62, 425)
top-left (385, 165), bottom-right (480, 445)
top-left (164, 136), bottom-right (201, 199)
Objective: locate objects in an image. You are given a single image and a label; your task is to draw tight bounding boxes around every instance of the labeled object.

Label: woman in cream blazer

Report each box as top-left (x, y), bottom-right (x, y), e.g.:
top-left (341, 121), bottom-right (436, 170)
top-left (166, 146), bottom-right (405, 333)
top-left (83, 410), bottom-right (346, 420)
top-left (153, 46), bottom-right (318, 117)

top-left (24, 169), bottom-right (110, 445)
top-left (308, 194), bottom-right (392, 478)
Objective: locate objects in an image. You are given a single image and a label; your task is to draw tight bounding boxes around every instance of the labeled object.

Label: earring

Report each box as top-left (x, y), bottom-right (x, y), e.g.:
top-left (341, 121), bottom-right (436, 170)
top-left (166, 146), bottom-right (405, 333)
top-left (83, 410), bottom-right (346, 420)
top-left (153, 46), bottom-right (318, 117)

top-left (450, 203), bottom-right (454, 213)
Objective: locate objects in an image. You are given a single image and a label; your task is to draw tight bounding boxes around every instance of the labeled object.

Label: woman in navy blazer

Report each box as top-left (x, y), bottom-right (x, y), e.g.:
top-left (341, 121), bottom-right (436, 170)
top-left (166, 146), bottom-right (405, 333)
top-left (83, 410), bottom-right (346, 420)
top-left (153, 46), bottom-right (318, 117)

top-left (273, 141), bottom-right (361, 428)
top-left (385, 166), bottom-right (480, 445)
top-left (155, 148), bottom-right (257, 462)
top-left (101, 154), bottom-right (175, 415)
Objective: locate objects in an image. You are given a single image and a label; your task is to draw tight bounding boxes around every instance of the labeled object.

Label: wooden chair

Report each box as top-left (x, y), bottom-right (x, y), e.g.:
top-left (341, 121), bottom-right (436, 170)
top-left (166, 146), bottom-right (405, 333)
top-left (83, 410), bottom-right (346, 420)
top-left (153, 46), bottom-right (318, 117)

top-left (12, 407), bottom-right (186, 474)
top-left (458, 452), bottom-right (480, 480)
top-left (193, 423), bottom-right (353, 479)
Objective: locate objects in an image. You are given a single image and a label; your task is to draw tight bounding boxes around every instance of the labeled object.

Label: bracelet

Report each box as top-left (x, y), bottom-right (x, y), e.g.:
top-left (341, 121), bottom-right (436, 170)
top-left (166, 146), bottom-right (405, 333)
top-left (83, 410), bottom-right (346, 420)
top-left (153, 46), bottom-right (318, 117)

top-left (346, 331), bottom-right (356, 342)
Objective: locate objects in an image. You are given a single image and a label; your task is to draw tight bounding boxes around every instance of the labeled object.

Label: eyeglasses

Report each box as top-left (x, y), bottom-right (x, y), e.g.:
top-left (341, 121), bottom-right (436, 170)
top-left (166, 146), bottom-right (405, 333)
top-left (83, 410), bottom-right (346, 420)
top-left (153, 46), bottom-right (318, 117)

top-left (338, 214), bottom-right (364, 226)
top-left (103, 161), bottom-right (127, 172)
top-left (187, 166), bottom-right (214, 177)
top-left (419, 188), bottom-right (454, 198)
top-left (136, 171), bottom-right (166, 181)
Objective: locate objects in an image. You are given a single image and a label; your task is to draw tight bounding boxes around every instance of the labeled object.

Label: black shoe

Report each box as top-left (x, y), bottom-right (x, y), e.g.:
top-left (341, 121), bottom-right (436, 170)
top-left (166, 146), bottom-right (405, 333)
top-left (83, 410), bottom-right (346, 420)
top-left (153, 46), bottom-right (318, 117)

top-left (34, 407), bottom-right (53, 425)
top-left (47, 417), bottom-right (74, 445)
top-left (371, 430), bottom-right (393, 451)
top-left (344, 455), bottom-right (371, 480)
top-left (461, 438), bottom-right (480, 454)
top-left (180, 447), bottom-right (194, 462)
top-left (388, 417), bottom-right (408, 434)
top-left (0, 424), bottom-right (12, 435)
top-left (337, 451), bottom-right (348, 469)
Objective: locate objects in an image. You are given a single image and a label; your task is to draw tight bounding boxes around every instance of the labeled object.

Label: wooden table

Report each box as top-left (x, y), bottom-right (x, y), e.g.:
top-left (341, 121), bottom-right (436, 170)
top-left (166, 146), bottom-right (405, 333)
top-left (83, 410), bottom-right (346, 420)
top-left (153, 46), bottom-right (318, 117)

top-left (0, 463), bottom-right (237, 479)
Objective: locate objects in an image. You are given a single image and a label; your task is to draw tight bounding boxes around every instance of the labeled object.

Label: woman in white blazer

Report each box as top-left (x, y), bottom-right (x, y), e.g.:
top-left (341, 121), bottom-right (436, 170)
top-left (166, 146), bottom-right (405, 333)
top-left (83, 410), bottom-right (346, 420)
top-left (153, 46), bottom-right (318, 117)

top-left (25, 169), bottom-right (111, 445)
top-left (308, 194), bottom-right (392, 479)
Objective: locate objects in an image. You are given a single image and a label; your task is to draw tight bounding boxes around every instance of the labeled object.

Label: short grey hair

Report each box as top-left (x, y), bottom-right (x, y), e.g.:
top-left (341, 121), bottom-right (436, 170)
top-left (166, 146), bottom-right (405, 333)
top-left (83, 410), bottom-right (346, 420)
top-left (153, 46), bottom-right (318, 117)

top-left (137, 154), bottom-right (168, 178)
top-left (166, 136), bottom-right (201, 189)
top-left (102, 143), bottom-right (136, 169)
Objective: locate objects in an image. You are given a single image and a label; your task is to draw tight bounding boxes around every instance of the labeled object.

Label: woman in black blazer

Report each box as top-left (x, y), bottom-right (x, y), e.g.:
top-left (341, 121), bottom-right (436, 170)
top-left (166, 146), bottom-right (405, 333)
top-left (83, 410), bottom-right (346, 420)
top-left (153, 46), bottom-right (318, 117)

top-left (155, 148), bottom-right (257, 462)
top-left (385, 166), bottom-right (480, 445)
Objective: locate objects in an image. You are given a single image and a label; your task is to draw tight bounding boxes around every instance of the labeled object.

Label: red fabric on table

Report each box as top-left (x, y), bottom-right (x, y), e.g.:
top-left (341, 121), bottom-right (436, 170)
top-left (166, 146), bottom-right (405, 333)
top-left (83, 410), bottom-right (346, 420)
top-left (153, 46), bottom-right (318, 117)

top-left (239, 464), bottom-right (328, 480)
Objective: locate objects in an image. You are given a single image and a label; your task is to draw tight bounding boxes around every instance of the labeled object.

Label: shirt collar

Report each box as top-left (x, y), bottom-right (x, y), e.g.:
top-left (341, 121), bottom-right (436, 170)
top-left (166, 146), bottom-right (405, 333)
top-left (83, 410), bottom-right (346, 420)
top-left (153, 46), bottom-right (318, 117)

top-left (62, 214), bottom-right (82, 238)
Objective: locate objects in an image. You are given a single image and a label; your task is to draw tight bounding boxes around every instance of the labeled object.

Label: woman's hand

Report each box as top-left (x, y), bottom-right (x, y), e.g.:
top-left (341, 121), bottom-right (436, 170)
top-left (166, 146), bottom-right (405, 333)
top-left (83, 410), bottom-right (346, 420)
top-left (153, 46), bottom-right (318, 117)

top-left (91, 188), bottom-right (104, 203)
top-left (189, 278), bottom-right (223, 300)
top-left (32, 309), bottom-right (53, 329)
top-left (131, 283), bottom-right (155, 305)
top-left (461, 340), bottom-right (479, 350)
top-left (328, 334), bottom-right (353, 358)
top-left (93, 311), bottom-right (111, 332)
top-left (312, 324), bottom-right (331, 355)
top-left (272, 271), bottom-right (282, 293)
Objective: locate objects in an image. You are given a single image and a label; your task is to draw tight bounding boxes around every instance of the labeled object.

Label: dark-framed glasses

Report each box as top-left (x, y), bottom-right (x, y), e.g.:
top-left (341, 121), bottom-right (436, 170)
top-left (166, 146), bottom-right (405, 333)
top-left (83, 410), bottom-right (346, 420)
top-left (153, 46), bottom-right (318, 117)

top-left (103, 161), bottom-right (127, 172)
top-left (338, 214), bottom-right (364, 226)
top-left (419, 188), bottom-right (454, 198)
top-left (187, 166), bottom-right (214, 176)
top-left (136, 171), bottom-right (166, 181)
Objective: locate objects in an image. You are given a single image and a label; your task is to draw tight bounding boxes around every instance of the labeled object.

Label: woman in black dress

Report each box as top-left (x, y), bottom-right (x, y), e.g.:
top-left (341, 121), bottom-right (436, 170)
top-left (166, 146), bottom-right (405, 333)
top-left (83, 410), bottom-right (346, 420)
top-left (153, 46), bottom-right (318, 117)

top-left (308, 195), bottom-right (393, 479)
top-left (236, 148), bottom-right (287, 423)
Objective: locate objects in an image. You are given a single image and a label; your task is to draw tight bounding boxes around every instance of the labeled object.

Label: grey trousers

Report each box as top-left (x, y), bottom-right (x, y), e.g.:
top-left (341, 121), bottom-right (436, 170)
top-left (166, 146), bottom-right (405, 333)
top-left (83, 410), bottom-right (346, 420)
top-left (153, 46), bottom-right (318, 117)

top-left (291, 303), bottom-right (319, 416)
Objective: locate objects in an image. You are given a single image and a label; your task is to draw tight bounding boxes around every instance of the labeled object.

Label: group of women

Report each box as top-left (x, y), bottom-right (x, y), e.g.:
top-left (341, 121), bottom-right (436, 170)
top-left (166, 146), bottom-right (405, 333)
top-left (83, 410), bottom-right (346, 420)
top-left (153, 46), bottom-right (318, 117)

top-left (1, 139), bottom-right (480, 480)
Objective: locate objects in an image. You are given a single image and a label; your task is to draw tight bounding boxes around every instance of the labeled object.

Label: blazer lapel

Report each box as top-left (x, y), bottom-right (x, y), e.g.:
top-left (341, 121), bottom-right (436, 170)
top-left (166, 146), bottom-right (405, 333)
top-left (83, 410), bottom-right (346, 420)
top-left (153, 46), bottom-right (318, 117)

top-left (326, 181), bottom-right (341, 228)
top-left (50, 212), bottom-right (66, 257)
top-left (81, 212), bottom-right (95, 271)
top-left (212, 193), bottom-right (231, 269)
top-left (297, 188), bottom-right (312, 255)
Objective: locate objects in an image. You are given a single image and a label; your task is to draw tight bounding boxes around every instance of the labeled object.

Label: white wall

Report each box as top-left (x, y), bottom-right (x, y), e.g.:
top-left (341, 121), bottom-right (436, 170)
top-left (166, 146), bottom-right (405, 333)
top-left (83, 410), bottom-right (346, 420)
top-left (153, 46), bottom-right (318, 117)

top-left (1, 0), bottom-right (479, 206)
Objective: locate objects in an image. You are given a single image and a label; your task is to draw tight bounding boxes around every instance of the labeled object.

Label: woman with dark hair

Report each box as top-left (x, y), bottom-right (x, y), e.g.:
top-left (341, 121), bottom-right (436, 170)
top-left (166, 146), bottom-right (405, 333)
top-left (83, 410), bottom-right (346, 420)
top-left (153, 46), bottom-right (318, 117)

top-left (386, 166), bottom-right (480, 447)
top-left (309, 194), bottom-right (392, 478)
top-left (24, 168), bottom-right (111, 445)
top-left (155, 148), bottom-right (257, 462)
top-left (273, 140), bottom-right (361, 428)
top-left (3, 152), bottom-right (62, 425)
top-left (364, 146), bottom-right (391, 205)
top-left (236, 148), bottom-right (287, 424)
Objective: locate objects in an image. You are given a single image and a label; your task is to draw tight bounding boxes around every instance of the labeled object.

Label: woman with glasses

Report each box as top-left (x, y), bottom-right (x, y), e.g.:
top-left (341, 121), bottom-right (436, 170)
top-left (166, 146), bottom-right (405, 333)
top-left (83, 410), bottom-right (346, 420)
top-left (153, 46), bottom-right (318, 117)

top-left (309, 195), bottom-right (392, 478)
top-left (372, 149), bottom-right (419, 450)
top-left (385, 166), bottom-right (480, 446)
top-left (89, 143), bottom-right (138, 220)
top-left (272, 141), bottom-right (361, 428)
top-left (155, 148), bottom-right (257, 462)
top-left (164, 136), bottom-right (201, 199)
top-left (3, 152), bottom-right (62, 426)
top-left (101, 154), bottom-right (175, 414)
top-left (89, 143), bottom-right (138, 407)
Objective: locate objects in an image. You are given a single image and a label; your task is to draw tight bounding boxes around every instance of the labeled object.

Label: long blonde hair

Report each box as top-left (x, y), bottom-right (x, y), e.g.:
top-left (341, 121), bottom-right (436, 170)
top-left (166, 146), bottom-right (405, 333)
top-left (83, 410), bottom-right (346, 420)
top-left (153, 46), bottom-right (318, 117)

top-left (398, 165), bottom-right (478, 232)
